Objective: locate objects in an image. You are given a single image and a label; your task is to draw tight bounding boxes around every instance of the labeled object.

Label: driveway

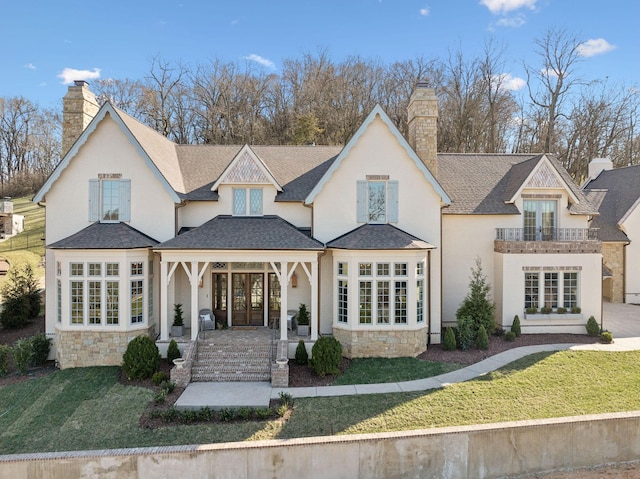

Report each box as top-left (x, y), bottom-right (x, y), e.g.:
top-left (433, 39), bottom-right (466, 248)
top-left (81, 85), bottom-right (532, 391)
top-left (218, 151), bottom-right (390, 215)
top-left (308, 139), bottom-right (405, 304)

top-left (603, 302), bottom-right (640, 338)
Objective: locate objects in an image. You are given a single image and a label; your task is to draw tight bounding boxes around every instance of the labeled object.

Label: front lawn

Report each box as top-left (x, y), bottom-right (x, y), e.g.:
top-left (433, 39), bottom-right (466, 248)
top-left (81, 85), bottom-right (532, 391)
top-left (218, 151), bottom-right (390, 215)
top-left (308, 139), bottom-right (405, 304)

top-left (2, 350), bottom-right (640, 454)
top-left (331, 357), bottom-right (461, 385)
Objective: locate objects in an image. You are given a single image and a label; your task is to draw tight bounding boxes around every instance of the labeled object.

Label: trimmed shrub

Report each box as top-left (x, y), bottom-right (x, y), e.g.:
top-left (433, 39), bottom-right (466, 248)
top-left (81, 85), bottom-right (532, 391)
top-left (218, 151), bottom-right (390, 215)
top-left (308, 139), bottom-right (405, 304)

top-left (294, 340), bottom-right (309, 365)
top-left (311, 336), bottom-right (342, 376)
top-left (13, 338), bottom-right (32, 375)
top-left (511, 315), bottom-right (521, 338)
top-left (476, 324), bottom-right (489, 350)
top-left (30, 333), bottom-right (51, 366)
top-left (586, 316), bottom-right (600, 337)
top-left (525, 307), bottom-right (538, 314)
top-left (167, 339), bottom-right (181, 364)
top-left (443, 327), bottom-right (457, 351)
top-left (152, 371), bottom-right (168, 385)
top-left (540, 306), bottom-right (553, 314)
top-left (0, 344), bottom-right (10, 376)
top-left (571, 306), bottom-right (582, 314)
top-left (556, 307), bottom-right (567, 314)
top-left (601, 331), bottom-right (613, 344)
top-left (505, 331), bottom-right (516, 342)
top-left (122, 335), bottom-right (160, 380)
top-left (296, 303), bottom-right (310, 326)
top-left (173, 304), bottom-right (184, 327)
top-left (456, 315), bottom-right (475, 351)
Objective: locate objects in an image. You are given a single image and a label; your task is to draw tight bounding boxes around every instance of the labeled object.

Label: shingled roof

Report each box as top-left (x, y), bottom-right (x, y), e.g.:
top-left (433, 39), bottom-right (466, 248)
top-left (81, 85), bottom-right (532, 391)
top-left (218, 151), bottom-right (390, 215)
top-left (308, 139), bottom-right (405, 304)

top-left (48, 222), bottom-right (159, 249)
top-left (155, 215), bottom-right (324, 250)
top-left (583, 165), bottom-right (640, 242)
top-left (437, 153), bottom-right (598, 215)
top-left (326, 224), bottom-right (434, 250)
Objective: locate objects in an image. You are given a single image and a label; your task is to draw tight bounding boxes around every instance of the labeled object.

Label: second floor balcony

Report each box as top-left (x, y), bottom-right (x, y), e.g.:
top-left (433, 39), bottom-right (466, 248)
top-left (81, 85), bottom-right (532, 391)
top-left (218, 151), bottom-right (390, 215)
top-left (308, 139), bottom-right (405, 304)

top-left (495, 227), bottom-right (600, 254)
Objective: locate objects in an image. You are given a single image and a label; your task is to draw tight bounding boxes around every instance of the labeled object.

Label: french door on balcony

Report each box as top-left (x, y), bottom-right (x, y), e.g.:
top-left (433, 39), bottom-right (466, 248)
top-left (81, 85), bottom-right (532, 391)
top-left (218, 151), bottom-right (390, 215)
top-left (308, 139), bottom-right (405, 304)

top-left (523, 200), bottom-right (557, 241)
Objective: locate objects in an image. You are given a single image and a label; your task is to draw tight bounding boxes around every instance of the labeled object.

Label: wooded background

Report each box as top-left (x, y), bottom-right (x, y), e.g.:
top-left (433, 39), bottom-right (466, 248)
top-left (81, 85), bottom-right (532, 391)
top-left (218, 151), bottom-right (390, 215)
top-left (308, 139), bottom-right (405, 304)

top-left (1, 28), bottom-right (637, 196)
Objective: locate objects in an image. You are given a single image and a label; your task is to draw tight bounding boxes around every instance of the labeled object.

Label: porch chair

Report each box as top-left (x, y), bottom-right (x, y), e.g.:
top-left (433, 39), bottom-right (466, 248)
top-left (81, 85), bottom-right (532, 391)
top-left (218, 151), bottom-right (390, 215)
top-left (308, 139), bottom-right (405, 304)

top-left (198, 309), bottom-right (215, 333)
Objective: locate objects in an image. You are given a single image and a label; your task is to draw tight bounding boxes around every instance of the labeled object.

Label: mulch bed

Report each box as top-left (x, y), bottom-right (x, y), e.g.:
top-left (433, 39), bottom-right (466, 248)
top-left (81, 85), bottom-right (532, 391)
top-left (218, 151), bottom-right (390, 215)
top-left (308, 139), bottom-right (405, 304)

top-left (0, 316), bottom-right (49, 387)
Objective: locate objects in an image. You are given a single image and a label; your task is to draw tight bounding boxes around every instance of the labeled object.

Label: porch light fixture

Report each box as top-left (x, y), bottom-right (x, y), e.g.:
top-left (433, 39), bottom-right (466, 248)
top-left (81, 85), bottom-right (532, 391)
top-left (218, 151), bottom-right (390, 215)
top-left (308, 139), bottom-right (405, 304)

top-left (291, 272), bottom-right (297, 288)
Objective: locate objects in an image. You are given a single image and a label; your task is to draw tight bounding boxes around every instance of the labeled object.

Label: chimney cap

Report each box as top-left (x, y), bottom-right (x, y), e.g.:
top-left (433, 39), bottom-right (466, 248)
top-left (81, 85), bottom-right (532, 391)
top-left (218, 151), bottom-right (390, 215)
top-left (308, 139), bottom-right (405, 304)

top-left (73, 80), bottom-right (88, 87)
top-left (415, 81), bottom-right (431, 89)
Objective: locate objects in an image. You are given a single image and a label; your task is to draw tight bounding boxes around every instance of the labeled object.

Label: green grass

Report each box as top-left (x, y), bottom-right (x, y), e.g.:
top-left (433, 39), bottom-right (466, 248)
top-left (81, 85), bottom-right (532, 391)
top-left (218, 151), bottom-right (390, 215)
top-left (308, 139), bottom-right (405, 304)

top-left (331, 357), bottom-right (462, 385)
top-left (0, 196), bottom-right (45, 292)
top-left (3, 350), bottom-right (640, 454)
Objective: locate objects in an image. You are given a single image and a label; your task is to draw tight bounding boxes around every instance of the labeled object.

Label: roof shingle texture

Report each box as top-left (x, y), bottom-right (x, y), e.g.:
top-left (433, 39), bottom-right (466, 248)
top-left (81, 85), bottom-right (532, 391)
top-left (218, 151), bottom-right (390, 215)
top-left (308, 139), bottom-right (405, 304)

top-left (155, 215), bottom-right (324, 250)
top-left (437, 153), bottom-right (598, 215)
top-left (326, 224), bottom-right (434, 250)
top-left (48, 222), bottom-right (159, 249)
top-left (583, 165), bottom-right (640, 242)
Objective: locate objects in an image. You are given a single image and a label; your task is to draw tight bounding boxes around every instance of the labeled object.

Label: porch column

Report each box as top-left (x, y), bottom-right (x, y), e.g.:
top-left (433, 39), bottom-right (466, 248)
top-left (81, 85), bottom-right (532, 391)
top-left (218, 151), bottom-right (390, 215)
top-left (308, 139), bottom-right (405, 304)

top-left (280, 261), bottom-right (288, 341)
top-left (160, 259), bottom-right (169, 340)
top-left (311, 259), bottom-right (319, 340)
top-left (190, 261), bottom-right (199, 340)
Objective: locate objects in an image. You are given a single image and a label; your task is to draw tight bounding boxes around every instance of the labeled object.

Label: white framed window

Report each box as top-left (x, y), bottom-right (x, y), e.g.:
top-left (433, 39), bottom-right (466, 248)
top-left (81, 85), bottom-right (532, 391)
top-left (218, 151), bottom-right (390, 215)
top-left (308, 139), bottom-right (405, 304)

top-left (70, 263), bottom-right (83, 276)
top-left (106, 263), bottom-right (119, 277)
top-left (131, 280), bottom-right (144, 324)
top-left (70, 281), bottom-right (84, 324)
top-left (524, 271), bottom-right (580, 312)
top-left (337, 280), bottom-right (348, 323)
top-left (416, 279), bottom-right (424, 323)
top-left (88, 281), bottom-right (101, 325)
top-left (394, 281), bottom-right (407, 324)
top-left (89, 178), bottom-right (131, 222)
top-left (357, 179), bottom-right (399, 224)
top-left (131, 262), bottom-right (143, 276)
top-left (233, 188), bottom-right (263, 216)
top-left (106, 281), bottom-right (119, 325)
top-left (56, 280), bottom-right (62, 323)
top-left (359, 281), bottom-right (372, 324)
top-left (88, 263), bottom-right (101, 277)
top-left (377, 280), bottom-right (390, 324)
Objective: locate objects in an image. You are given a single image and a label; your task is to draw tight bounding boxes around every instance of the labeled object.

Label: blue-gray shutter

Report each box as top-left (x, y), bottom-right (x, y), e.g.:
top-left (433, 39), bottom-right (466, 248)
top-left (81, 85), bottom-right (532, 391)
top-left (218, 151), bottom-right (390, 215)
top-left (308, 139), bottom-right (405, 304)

top-left (120, 179), bottom-right (131, 222)
top-left (356, 180), bottom-right (367, 223)
top-left (88, 179), bottom-right (99, 221)
top-left (387, 180), bottom-right (399, 223)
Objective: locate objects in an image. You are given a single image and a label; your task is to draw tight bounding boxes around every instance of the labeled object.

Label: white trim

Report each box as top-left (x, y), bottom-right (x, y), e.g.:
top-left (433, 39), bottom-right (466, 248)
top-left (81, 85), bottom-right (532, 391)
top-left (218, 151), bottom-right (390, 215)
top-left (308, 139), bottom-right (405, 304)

top-left (304, 105), bottom-right (451, 205)
top-left (507, 154), bottom-right (580, 206)
top-left (34, 104), bottom-right (181, 204)
top-left (211, 144), bottom-right (282, 192)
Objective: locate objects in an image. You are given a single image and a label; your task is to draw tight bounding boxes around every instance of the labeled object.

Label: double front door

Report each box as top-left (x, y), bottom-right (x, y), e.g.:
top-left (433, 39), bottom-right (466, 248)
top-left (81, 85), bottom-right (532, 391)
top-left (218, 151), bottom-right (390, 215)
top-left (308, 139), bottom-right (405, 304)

top-left (212, 272), bottom-right (281, 327)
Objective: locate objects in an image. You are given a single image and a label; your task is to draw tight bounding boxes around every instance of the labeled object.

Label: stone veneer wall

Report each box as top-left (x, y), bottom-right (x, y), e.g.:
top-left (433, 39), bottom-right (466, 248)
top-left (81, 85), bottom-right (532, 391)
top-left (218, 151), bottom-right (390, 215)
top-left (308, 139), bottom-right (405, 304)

top-left (407, 86), bottom-right (438, 176)
top-left (56, 326), bottom-right (155, 369)
top-left (494, 240), bottom-right (601, 254)
top-left (602, 242), bottom-right (625, 303)
top-left (333, 327), bottom-right (428, 358)
top-left (62, 81), bottom-right (99, 156)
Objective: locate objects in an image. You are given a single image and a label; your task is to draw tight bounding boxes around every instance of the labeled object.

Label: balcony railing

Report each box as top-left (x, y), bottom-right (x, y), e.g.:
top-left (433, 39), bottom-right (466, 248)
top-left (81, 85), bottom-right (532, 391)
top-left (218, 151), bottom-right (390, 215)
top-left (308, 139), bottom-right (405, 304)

top-left (495, 227), bottom-right (599, 242)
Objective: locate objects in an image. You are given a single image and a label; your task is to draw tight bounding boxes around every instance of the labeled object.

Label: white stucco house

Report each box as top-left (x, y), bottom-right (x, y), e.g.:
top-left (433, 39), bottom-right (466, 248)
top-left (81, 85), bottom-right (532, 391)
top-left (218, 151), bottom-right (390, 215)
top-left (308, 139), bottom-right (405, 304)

top-left (33, 81), bottom-right (602, 375)
top-left (583, 158), bottom-right (640, 304)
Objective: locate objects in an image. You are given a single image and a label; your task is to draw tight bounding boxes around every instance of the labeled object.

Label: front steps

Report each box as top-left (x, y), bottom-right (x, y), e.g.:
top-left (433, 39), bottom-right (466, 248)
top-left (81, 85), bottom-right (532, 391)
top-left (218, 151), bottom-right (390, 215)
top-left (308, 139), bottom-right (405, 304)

top-left (191, 329), bottom-right (274, 382)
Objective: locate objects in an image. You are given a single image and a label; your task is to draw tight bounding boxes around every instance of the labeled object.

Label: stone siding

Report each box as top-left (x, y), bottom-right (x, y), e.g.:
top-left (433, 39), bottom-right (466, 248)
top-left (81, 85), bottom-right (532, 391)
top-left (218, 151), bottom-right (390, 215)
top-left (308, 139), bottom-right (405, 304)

top-left (56, 327), bottom-right (154, 369)
top-left (494, 240), bottom-right (601, 254)
top-left (602, 241), bottom-right (625, 303)
top-left (333, 327), bottom-right (428, 358)
top-left (62, 81), bottom-right (99, 156)
top-left (407, 86), bottom-right (438, 176)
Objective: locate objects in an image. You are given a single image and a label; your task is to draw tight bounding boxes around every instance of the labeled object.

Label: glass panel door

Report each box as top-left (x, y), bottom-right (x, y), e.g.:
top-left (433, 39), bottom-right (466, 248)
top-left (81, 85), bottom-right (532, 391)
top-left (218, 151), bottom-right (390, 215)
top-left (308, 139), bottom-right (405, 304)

top-left (268, 273), bottom-right (281, 328)
top-left (212, 273), bottom-right (227, 325)
top-left (231, 273), bottom-right (264, 326)
top-left (523, 200), bottom-right (557, 241)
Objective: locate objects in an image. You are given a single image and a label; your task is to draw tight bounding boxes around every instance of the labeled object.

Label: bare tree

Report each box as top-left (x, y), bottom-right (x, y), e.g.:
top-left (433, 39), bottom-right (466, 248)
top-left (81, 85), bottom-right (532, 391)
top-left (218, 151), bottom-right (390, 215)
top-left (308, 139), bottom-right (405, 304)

top-left (524, 28), bottom-right (587, 154)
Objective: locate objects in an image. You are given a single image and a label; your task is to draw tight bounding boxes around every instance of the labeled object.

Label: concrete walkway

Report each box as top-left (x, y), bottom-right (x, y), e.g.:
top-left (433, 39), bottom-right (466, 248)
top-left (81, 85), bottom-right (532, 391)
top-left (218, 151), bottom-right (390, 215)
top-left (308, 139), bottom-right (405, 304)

top-left (175, 302), bottom-right (640, 409)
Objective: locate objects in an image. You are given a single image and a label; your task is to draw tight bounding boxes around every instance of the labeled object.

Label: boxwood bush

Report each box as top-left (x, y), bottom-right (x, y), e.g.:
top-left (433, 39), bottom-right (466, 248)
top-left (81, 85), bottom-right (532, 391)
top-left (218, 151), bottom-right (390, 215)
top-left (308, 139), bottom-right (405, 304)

top-left (122, 335), bottom-right (160, 380)
top-left (311, 336), bottom-right (342, 376)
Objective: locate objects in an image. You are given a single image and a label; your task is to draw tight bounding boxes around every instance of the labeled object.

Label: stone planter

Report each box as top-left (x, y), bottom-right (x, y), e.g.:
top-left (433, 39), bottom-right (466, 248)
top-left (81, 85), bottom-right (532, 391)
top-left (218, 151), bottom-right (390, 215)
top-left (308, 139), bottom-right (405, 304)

top-left (173, 358), bottom-right (186, 369)
top-left (297, 324), bottom-right (310, 336)
top-left (171, 325), bottom-right (184, 337)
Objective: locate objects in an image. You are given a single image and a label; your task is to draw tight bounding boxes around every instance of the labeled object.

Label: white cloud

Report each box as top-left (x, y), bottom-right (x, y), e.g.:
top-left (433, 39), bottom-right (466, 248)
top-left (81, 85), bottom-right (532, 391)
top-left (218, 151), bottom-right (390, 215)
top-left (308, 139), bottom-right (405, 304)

top-left (495, 14), bottom-right (525, 28)
top-left (577, 38), bottom-right (616, 58)
top-left (57, 67), bottom-right (101, 85)
top-left (497, 73), bottom-right (526, 91)
top-left (243, 54), bottom-right (275, 69)
top-left (480, 0), bottom-right (537, 14)
top-left (419, 7), bottom-right (430, 16)
top-left (24, 63), bottom-right (36, 70)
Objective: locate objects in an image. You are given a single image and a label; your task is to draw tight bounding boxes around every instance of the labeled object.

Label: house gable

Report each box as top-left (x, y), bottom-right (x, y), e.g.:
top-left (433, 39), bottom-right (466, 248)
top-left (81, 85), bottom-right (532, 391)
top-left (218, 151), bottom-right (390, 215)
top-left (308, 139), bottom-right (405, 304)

top-left (507, 155), bottom-right (579, 206)
top-left (34, 103), bottom-right (181, 204)
top-left (211, 145), bottom-right (282, 192)
top-left (305, 105), bottom-right (450, 206)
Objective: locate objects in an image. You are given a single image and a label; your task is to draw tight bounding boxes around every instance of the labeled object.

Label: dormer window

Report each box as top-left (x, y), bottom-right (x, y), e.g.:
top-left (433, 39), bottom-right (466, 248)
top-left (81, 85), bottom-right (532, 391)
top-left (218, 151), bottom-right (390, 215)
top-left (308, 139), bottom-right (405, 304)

top-left (357, 177), bottom-right (398, 224)
top-left (89, 177), bottom-right (131, 222)
top-left (233, 188), bottom-right (263, 216)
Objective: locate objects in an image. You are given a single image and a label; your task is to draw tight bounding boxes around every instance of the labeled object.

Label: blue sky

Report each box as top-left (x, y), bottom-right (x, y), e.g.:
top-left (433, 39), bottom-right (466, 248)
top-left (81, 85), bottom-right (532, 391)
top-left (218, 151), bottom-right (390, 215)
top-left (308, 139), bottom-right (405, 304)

top-left (1, 0), bottom-right (637, 110)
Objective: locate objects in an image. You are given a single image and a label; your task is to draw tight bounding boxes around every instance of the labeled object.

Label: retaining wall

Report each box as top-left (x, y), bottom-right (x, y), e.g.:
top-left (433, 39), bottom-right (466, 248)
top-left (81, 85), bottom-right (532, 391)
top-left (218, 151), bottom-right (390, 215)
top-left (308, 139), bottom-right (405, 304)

top-left (2, 411), bottom-right (640, 478)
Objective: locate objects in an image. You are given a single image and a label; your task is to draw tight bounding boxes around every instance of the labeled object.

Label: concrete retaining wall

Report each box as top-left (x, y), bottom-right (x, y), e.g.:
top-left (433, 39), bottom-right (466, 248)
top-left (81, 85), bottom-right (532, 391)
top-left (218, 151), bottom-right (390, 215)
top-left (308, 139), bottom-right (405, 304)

top-left (2, 411), bottom-right (640, 478)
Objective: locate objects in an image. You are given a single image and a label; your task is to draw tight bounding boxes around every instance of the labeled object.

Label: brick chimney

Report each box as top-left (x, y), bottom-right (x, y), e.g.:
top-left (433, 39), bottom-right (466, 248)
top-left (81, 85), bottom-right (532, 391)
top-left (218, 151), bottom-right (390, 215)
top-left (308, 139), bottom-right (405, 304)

top-left (407, 83), bottom-right (438, 177)
top-left (62, 81), bottom-right (99, 156)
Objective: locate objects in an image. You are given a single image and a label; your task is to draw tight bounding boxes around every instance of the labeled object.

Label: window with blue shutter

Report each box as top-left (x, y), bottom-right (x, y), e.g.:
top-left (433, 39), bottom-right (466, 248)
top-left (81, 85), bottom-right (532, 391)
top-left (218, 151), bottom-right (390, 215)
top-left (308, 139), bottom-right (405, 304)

top-left (88, 178), bottom-right (131, 223)
top-left (357, 179), bottom-right (398, 224)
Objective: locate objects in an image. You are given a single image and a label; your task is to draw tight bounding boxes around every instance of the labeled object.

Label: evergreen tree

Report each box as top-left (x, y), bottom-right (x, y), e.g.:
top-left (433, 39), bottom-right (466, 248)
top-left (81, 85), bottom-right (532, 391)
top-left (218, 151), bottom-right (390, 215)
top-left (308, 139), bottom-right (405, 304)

top-left (456, 257), bottom-right (496, 338)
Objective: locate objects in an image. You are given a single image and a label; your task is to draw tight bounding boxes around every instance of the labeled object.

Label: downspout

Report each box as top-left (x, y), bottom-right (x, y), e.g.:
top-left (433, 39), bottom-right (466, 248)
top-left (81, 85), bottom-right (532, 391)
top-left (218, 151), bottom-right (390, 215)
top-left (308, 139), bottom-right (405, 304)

top-left (427, 249), bottom-right (432, 344)
top-left (316, 248), bottom-right (327, 337)
top-left (174, 200), bottom-right (187, 236)
top-left (623, 243), bottom-right (627, 304)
